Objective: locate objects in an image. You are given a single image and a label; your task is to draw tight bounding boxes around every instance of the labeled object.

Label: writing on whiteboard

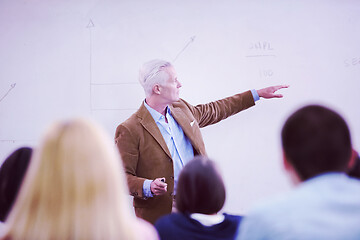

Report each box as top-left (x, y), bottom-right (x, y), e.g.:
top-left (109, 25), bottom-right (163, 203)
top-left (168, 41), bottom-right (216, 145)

top-left (246, 41), bottom-right (276, 79)
top-left (259, 69), bottom-right (274, 78)
top-left (246, 41), bottom-right (275, 58)
top-left (344, 57), bottom-right (360, 67)
top-left (249, 41), bottom-right (274, 51)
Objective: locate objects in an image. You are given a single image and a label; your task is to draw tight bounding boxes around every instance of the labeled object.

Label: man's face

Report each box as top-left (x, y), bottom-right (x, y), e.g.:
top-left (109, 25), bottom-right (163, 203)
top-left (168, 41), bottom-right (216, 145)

top-left (159, 66), bottom-right (182, 104)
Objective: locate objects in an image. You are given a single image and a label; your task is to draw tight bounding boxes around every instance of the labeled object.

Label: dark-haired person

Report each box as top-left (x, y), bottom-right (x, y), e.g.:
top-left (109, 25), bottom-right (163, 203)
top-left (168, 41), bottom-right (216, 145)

top-left (0, 147), bottom-right (32, 234)
top-left (0, 147), bottom-right (32, 222)
top-left (154, 156), bottom-right (242, 240)
top-left (237, 105), bottom-right (360, 240)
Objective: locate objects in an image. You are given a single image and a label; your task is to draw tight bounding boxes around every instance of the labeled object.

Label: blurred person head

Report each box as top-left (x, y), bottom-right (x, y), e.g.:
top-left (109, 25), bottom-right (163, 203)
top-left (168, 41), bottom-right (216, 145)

top-left (0, 147), bottom-right (32, 222)
top-left (176, 156), bottom-right (226, 215)
top-left (281, 105), bottom-right (352, 183)
top-left (2, 119), bottom-right (141, 240)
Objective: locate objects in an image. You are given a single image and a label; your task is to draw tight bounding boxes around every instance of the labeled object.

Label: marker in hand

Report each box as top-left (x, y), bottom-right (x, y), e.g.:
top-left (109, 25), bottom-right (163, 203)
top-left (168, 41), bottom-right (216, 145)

top-left (160, 178), bottom-right (167, 191)
top-left (151, 177), bottom-right (167, 195)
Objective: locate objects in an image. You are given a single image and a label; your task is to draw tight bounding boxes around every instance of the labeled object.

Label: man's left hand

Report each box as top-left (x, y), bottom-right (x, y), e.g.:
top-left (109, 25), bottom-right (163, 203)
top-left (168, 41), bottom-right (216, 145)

top-left (257, 85), bottom-right (289, 99)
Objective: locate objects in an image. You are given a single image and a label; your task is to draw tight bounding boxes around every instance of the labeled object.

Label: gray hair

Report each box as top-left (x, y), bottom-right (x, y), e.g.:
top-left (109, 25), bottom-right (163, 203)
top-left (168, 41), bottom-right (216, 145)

top-left (139, 59), bottom-right (173, 97)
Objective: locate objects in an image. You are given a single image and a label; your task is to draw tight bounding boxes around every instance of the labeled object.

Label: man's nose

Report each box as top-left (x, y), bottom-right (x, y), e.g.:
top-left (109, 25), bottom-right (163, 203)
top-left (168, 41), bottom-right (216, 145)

top-left (177, 81), bottom-right (182, 88)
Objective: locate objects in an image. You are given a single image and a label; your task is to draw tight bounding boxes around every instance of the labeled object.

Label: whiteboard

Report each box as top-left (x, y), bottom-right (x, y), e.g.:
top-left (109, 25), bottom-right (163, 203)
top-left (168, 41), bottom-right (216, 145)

top-left (1, 0), bottom-right (359, 215)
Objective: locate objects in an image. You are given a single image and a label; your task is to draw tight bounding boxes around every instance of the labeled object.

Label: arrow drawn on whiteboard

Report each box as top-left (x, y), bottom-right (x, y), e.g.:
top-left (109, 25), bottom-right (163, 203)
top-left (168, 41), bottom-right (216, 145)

top-left (87, 19), bottom-right (95, 112)
top-left (86, 19), bottom-right (95, 28)
top-left (172, 35), bottom-right (196, 62)
top-left (87, 19), bottom-right (95, 84)
top-left (0, 83), bottom-right (16, 103)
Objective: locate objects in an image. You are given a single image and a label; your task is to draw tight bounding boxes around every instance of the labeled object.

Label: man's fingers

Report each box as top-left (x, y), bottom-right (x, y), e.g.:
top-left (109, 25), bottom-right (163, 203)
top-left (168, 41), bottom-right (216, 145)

top-left (153, 178), bottom-right (167, 191)
top-left (274, 84), bottom-right (290, 91)
top-left (152, 185), bottom-right (167, 191)
top-left (154, 178), bottom-right (167, 186)
top-left (153, 190), bottom-right (166, 196)
top-left (152, 186), bottom-right (167, 195)
top-left (154, 181), bottom-right (167, 188)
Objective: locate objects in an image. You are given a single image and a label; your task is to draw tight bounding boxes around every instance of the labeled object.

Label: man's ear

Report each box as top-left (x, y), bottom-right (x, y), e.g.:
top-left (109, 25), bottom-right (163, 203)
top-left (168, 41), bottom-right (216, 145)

top-left (348, 149), bottom-right (358, 169)
top-left (283, 151), bottom-right (301, 185)
top-left (283, 151), bottom-right (292, 171)
top-left (153, 84), bottom-right (161, 95)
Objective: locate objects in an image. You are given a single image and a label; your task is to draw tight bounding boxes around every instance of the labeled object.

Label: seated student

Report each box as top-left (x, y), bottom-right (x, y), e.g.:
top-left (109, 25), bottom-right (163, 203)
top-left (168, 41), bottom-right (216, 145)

top-left (155, 156), bottom-right (242, 240)
top-left (1, 119), bottom-right (158, 240)
top-left (0, 147), bottom-right (32, 234)
top-left (237, 105), bottom-right (360, 240)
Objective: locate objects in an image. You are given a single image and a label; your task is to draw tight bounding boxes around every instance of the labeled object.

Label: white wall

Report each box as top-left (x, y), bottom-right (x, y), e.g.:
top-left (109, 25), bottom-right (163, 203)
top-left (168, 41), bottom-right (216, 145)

top-left (1, 0), bottom-right (359, 215)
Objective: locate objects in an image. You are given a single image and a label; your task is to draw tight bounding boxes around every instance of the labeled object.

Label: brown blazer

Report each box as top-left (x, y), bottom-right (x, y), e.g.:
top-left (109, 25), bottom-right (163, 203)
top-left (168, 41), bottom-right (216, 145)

top-left (115, 91), bottom-right (255, 224)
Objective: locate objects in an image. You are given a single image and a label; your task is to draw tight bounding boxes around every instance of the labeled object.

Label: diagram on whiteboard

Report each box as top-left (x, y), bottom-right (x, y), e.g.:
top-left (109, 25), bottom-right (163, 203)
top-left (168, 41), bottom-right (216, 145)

top-left (87, 18), bottom-right (197, 112)
top-left (172, 36), bottom-right (196, 62)
top-left (246, 41), bottom-right (277, 80)
top-left (0, 83), bottom-right (16, 103)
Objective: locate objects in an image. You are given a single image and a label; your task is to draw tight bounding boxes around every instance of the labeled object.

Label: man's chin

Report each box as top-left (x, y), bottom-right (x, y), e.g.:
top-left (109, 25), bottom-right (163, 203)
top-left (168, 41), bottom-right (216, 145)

top-left (168, 96), bottom-right (180, 104)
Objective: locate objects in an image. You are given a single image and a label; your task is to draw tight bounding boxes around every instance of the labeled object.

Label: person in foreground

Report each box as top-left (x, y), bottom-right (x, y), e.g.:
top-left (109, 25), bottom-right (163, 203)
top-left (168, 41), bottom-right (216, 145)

top-left (0, 147), bottom-right (32, 234)
top-left (155, 156), bottom-right (242, 240)
top-left (1, 119), bottom-right (158, 240)
top-left (237, 105), bottom-right (360, 240)
top-left (115, 59), bottom-right (289, 223)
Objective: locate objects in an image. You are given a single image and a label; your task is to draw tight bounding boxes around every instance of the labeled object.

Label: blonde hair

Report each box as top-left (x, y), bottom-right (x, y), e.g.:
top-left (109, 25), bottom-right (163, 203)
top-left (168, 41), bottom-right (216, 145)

top-left (3, 119), bottom-right (139, 240)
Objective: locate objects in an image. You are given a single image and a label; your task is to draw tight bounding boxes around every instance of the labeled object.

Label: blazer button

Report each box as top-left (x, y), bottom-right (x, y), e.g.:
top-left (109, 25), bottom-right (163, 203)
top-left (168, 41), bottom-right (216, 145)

top-left (170, 176), bottom-right (174, 179)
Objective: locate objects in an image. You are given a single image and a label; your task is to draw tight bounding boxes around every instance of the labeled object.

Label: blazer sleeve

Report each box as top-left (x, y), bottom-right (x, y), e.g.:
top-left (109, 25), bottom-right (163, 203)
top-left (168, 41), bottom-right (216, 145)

top-left (182, 90), bottom-right (255, 128)
top-left (115, 124), bottom-right (147, 199)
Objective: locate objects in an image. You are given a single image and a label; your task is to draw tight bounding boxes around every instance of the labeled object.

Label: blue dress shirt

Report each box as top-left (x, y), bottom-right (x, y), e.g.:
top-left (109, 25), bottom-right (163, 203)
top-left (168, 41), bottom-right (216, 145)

top-left (143, 101), bottom-right (194, 197)
top-left (143, 90), bottom-right (259, 197)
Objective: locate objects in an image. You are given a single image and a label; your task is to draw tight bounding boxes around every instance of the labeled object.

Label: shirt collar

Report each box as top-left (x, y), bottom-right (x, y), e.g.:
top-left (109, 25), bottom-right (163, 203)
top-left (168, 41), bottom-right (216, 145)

top-left (144, 100), bottom-right (171, 123)
top-left (190, 213), bottom-right (225, 226)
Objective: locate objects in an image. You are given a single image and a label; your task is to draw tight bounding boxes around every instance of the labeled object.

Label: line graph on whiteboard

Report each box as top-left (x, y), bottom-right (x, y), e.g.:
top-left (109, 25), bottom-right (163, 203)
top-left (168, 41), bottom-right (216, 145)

top-left (0, 83), bottom-right (16, 103)
top-left (86, 18), bottom-right (197, 112)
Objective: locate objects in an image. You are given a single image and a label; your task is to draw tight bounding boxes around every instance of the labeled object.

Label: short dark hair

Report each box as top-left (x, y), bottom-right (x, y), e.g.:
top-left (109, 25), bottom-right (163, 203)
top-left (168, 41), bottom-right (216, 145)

top-left (176, 156), bottom-right (226, 214)
top-left (0, 147), bottom-right (32, 221)
top-left (281, 105), bottom-right (352, 181)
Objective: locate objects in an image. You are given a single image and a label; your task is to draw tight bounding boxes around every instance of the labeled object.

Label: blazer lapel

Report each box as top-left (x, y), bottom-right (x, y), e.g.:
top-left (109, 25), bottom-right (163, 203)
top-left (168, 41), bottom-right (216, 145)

top-left (137, 103), bottom-right (172, 159)
top-left (169, 106), bottom-right (201, 152)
